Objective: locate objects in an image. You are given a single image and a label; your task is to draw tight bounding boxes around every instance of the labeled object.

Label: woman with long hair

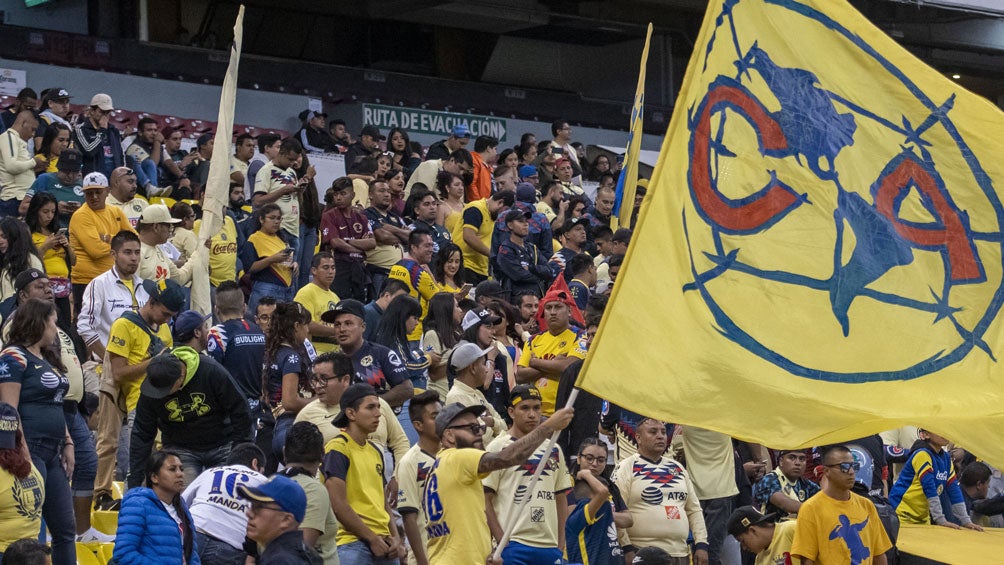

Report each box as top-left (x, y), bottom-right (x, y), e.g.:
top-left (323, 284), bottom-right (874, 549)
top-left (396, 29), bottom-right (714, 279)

top-left (459, 307), bottom-right (510, 422)
top-left (431, 242), bottom-right (465, 292)
top-left (387, 128), bottom-right (421, 180)
top-left (0, 299), bottom-right (74, 565)
top-left (373, 294), bottom-right (428, 443)
top-left (263, 302), bottom-right (313, 466)
top-left (384, 169), bottom-right (407, 217)
top-left (587, 154), bottom-right (613, 182)
top-left (26, 193), bottom-right (74, 328)
top-left (34, 122), bottom-right (71, 174)
top-left (487, 299), bottom-right (521, 383)
top-left (422, 292), bottom-right (462, 398)
top-left (435, 170), bottom-right (466, 232)
top-left (113, 450), bottom-right (201, 565)
top-left (571, 437), bottom-right (632, 527)
top-left (0, 217), bottom-right (44, 302)
top-left (0, 402), bottom-right (45, 557)
top-left (241, 204), bottom-right (297, 316)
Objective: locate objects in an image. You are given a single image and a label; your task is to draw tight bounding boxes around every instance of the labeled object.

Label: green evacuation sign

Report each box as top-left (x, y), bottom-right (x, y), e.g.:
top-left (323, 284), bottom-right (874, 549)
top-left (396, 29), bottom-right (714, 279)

top-left (362, 104), bottom-right (507, 142)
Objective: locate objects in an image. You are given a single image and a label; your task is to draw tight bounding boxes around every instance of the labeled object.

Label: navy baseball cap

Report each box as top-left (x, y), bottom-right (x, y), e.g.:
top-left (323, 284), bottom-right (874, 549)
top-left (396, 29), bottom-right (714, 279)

top-left (172, 310), bottom-right (211, 341)
top-left (142, 279), bottom-right (186, 313)
top-left (237, 475), bottom-right (307, 522)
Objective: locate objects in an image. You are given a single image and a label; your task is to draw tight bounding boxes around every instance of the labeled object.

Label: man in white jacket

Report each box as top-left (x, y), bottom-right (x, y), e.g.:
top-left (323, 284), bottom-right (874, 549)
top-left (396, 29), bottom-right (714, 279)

top-left (0, 110), bottom-right (43, 217)
top-left (77, 230), bottom-right (148, 362)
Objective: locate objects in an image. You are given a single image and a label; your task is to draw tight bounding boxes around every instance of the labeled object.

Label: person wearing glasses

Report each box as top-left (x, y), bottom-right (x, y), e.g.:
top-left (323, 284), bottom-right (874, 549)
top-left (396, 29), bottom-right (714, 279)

top-left (322, 383), bottom-right (404, 564)
top-left (445, 340), bottom-right (507, 446)
top-left (242, 204), bottom-right (298, 315)
top-left (753, 450), bottom-right (821, 521)
top-left (238, 474), bottom-right (321, 564)
top-left (791, 445), bottom-right (893, 565)
top-left (72, 93), bottom-right (124, 178)
top-left (422, 401), bottom-right (574, 565)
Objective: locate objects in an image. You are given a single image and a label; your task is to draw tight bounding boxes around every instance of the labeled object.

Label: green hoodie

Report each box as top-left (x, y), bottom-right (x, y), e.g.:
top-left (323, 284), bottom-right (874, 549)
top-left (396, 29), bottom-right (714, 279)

top-left (171, 346), bottom-right (201, 388)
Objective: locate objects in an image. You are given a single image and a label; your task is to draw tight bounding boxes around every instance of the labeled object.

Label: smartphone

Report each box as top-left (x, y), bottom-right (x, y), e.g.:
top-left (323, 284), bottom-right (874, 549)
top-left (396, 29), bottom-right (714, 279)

top-left (459, 283), bottom-right (473, 295)
top-left (57, 228), bottom-right (68, 237)
top-left (284, 247), bottom-right (295, 255)
top-left (552, 147), bottom-right (564, 155)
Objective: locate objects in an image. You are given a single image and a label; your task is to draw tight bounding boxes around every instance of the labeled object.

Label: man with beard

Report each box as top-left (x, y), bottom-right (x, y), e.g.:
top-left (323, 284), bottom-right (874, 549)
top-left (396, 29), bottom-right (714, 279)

top-left (422, 402), bottom-right (573, 565)
top-left (451, 191), bottom-right (514, 285)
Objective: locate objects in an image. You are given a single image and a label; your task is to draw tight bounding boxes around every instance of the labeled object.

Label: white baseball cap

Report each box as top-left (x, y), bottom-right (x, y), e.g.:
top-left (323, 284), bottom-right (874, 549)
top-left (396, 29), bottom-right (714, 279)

top-left (82, 172), bottom-right (108, 189)
top-left (139, 204), bottom-right (181, 224)
top-left (448, 341), bottom-right (495, 371)
top-left (89, 93), bottom-right (114, 111)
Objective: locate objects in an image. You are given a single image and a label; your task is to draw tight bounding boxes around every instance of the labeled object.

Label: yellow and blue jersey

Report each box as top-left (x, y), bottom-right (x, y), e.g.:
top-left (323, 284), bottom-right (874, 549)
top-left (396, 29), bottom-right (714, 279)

top-left (888, 446), bottom-right (963, 524)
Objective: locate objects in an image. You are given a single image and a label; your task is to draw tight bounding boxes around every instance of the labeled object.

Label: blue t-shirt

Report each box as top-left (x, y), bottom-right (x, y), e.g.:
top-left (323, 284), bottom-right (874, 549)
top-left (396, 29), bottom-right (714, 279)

top-left (27, 173), bottom-right (85, 226)
top-left (0, 347), bottom-right (70, 441)
top-left (349, 341), bottom-right (409, 396)
top-left (566, 496), bottom-right (624, 565)
top-left (265, 345), bottom-right (309, 409)
top-left (568, 279), bottom-right (590, 311)
top-left (206, 318), bottom-right (266, 401)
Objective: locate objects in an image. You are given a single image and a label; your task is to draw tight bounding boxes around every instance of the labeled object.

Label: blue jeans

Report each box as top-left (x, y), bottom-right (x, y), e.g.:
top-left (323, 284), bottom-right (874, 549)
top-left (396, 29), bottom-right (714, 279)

top-left (336, 540), bottom-right (399, 565)
top-left (0, 198), bottom-right (19, 218)
top-left (297, 223), bottom-right (318, 289)
top-left (500, 541), bottom-right (562, 565)
top-left (272, 414), bottom-right (295, 465)
top-left (247, 281), bottom-right (295, 318)
top-left (27, 438), bottom-right (75, 565)
top-left (196, 531), bottom-right (246, 565)
top-left (129, 155), bottom-right (160, 190)
top-left (64, 407), bottom-right (96, 496)
top-left (396, 399), bottom-right (418, 445)
top-left (169, 444), bottom-right (232, 488)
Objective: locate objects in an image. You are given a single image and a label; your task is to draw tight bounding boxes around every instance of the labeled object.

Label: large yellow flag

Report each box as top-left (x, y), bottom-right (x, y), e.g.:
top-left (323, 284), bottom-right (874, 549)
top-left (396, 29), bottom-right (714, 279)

top-left (614, 23), bottom-right (652, 229)
top-left (579, 0), bottom-right (1004, 468)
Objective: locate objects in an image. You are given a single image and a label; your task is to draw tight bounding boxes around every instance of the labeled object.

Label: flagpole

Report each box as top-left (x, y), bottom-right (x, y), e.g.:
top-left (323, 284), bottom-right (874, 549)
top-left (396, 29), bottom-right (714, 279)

top-left (491, 388), bottom-right (579, 561)
top-left (192, 4), bottom-right (245, 315)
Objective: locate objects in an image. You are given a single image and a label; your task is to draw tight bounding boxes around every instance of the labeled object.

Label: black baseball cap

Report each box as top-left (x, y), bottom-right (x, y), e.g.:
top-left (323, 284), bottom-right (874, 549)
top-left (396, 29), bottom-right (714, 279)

top-left (360, 125), bottom-right (386, 140)
top-left (14, 268), bottom-right (47, 293)
top-left (141, 354), bottom-right (185, 400)
top-left (503, 208), bottom-right (532, 224)
top-left (726, 506), bottom-right (777, 538)
top-left (332, 383), bottom-right (378, 428)
top-left (56, 148), bottom-right (82, 173)
top-left (320, 299), bottom-right (366, 324)
top-left (509, 384), bottom-right (541, 407)
top-left (474, 280), bottom-right (504, 301)
top-left (563, 217), bottom-right (590, 234)
top-left (142, 279), bottom-right (186, 313)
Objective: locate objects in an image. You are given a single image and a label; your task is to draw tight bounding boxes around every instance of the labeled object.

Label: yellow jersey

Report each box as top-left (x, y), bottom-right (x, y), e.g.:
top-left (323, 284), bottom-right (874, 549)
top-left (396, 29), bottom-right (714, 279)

top-left (294, 282), bottom-right (340, 354)
top-left (68, 204), bottom-right (135, 284)
top-left (247, 231), bottom-right (293, 287)
top-left (517, 328), bottom-right (585, 415)
top-left (194, 215), bottom-right (239, 286)
top-left (387, 258), bottom-right (441, 341)
top-left (106, 313), bottom-right (173, 411)
top-left (321, 432), bottom-right (390, 546)
top-left (450, 199), bottom-right (493, 276)
top-left (790, 491), bottom-right (892, 565)
top-left (32, 232), bottom-right (69, 278)
top-left (0, 465), bottom-right (44, 551)
top-left (424, 448), bottom-right (492, 564)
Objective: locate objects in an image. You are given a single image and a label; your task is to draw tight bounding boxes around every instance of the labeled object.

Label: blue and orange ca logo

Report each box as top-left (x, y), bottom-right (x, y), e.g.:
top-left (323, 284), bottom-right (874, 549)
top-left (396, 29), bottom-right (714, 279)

top-left (681, 0), bottom-right (1003, 383)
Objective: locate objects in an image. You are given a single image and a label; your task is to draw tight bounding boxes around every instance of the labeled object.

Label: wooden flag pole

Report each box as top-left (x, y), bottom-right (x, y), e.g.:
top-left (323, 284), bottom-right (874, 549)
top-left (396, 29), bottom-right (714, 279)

top-left (491, 388), bottom-right (579, 561)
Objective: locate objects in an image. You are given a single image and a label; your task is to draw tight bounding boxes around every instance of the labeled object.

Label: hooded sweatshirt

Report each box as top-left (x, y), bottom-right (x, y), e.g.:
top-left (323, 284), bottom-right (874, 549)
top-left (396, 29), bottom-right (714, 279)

top-left (127, 348), bottom-right (252, 488)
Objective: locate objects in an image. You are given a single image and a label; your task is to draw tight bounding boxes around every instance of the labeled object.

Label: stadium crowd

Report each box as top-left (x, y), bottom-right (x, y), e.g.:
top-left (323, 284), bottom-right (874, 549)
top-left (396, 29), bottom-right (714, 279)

top-left (0, 84), bottom-right (997, 565)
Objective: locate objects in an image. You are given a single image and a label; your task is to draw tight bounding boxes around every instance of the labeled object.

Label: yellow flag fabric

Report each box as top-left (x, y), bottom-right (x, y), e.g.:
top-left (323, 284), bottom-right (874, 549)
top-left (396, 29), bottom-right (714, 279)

top-left (579, 0), bottom-right (1004, 469)
top-left (614, 23), bottom-right (652, 229)
top-left (192, 4), bottom-right (245, 315)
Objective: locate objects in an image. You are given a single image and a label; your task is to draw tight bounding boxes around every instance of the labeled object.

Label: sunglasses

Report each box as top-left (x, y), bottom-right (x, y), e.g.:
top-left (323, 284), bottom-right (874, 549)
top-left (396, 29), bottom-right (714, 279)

top-left (448, 422), bottom-right (486, 435)
top-left (825, 461), bottom-right (861, 473)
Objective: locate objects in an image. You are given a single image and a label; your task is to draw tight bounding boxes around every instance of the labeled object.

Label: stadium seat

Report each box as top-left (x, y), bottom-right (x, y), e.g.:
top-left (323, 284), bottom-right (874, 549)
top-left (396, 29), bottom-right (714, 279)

top-left (75, 543), bottom-right (101, 565)
top-left (90, 510), bottom-right (118, 536)
top-left (149, 196), bottom-right (177, 208)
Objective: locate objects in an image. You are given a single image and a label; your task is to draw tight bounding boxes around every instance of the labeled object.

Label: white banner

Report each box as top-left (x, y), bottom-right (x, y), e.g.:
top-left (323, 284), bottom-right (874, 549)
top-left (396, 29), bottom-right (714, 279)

top-left (0, 69), bottom-right (27, 97)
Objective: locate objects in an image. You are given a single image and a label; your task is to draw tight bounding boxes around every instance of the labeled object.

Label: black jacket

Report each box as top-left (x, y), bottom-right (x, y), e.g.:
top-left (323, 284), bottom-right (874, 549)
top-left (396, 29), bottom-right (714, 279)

top-left (495, 238), bottom-right (557, 299)
top-left (259, 530), bottom-right (322, 565)
top-left (129, 353), bottom-right (252, 487)
top-left (72, 119), bottom-right (124, 177)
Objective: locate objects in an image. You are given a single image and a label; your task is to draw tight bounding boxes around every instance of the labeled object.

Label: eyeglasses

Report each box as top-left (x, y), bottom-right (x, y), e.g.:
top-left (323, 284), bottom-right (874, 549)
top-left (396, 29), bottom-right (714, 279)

top-left (249, 501), bottom-right (288, 514)
top-left (578, 454), bottom-right (604, 464)
top-left (825, 461), bottom-right (861, 474)
top-left (448, 422), bottom-right (486, 435)
top-left (311, 374), bottom-right (348, 385)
